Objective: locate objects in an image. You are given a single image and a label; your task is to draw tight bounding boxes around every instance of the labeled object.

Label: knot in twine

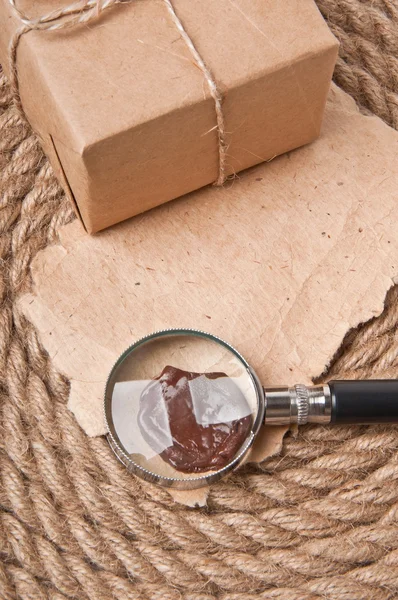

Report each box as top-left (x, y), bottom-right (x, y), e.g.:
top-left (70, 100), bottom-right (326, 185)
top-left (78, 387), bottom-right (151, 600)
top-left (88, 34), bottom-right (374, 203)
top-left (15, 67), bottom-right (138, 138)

top-left (9, 0), bottom-right (228, 185)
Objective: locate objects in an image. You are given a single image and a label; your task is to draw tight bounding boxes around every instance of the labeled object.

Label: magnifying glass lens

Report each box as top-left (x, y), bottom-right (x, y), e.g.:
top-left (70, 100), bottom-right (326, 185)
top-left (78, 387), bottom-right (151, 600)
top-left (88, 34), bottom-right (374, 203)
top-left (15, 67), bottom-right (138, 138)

top-left (105, 331), bottom-right (260, 485)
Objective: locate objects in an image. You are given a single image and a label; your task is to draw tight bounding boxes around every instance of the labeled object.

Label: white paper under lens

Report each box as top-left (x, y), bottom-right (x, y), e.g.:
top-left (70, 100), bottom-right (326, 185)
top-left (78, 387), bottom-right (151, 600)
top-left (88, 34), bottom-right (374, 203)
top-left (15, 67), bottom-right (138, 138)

top-left (112, 380), bottom-right (173, 457)
top-left (189, 375), bottom-right (252, 426)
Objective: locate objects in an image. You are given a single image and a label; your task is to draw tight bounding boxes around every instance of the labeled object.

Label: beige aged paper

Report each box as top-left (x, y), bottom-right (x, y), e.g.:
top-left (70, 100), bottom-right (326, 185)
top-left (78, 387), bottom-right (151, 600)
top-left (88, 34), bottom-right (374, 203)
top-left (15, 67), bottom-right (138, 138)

top-left (19, 86), bottom-right (398, 501)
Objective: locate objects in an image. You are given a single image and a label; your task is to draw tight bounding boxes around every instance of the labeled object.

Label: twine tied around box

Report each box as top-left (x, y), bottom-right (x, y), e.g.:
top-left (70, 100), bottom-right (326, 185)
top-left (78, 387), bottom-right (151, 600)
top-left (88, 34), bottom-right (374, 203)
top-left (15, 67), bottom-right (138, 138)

top-left (8, 0), bottom-right (228, 186)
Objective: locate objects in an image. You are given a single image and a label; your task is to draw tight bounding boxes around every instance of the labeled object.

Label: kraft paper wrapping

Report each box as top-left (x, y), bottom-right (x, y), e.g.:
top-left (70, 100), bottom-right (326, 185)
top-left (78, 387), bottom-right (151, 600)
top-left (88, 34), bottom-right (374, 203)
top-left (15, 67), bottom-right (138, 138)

top-left (0, 0), bottom-right (338, 231)
top-left (18, 85), bottom-right (398, 504)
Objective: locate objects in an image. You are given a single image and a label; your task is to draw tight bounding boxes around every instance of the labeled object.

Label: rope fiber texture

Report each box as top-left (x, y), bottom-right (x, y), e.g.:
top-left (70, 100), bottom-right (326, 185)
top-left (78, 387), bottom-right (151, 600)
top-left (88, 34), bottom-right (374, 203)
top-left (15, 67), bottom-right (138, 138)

top-left (1, 0), bottom-right (398, 598)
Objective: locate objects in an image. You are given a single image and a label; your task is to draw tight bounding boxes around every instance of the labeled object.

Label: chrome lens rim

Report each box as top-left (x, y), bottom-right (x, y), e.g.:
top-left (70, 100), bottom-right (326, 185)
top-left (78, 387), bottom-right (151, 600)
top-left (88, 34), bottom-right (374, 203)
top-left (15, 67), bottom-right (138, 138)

top-left (104, 328), bottom-right (264, 489)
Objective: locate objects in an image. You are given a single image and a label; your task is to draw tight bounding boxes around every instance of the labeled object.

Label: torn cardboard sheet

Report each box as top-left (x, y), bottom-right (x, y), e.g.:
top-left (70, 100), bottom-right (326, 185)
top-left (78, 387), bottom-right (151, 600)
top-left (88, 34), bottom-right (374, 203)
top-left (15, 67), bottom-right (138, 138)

top-left (19, 83), bottom-right (398, 450)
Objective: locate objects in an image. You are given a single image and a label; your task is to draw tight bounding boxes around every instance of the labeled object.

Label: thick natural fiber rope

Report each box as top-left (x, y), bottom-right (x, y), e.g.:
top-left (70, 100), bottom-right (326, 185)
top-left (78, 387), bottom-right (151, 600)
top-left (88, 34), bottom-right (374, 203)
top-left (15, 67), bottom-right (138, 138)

top-left (1, 0), bottom-right (398, 598)
top-left (316, 0), bottom-right (398, 129)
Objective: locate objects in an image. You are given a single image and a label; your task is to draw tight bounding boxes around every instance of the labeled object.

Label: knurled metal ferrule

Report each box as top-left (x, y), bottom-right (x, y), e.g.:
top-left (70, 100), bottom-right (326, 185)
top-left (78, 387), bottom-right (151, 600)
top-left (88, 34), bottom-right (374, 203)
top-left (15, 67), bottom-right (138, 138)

top-left (264, 384), bottom-right (332, 425)
top-left (295, 384), bottom-right (309, 424)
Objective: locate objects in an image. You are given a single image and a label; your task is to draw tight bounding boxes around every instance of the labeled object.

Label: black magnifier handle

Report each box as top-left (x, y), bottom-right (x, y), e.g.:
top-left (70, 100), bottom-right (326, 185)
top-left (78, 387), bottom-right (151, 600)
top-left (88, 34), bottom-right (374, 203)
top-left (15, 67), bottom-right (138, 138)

top-left (264, 380), bottom-right (398, 425)
top-left (329, 380), bottom-right (398, 424)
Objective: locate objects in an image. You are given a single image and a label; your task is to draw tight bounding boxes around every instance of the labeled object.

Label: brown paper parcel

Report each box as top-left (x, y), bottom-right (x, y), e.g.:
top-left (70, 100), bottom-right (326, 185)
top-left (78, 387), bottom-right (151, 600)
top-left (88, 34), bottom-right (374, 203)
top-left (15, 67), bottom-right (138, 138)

top-left (18, 85), bottom-right (398, 502)
top-left (0, 0), bottom-right (338, 232)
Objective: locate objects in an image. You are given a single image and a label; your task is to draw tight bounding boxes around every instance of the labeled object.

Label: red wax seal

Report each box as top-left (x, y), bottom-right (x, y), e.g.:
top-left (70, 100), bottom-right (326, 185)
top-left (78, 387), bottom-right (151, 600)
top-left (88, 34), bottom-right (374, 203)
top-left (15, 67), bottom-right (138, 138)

top-left (138, 365), bottom-right (253, 473)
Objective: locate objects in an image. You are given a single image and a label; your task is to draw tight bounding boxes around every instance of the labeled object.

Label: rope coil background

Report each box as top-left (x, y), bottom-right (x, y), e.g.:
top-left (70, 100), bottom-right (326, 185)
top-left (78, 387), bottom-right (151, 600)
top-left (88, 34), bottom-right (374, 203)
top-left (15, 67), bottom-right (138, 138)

top-left (1, 0), bottom-right (398, 598)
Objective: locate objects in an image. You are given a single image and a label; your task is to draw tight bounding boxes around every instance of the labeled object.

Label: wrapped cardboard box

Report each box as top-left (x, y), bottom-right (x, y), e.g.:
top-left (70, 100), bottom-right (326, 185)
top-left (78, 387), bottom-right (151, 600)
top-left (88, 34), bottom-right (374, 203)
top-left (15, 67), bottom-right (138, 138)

top-left (0, 0), bottom-right (338, 233)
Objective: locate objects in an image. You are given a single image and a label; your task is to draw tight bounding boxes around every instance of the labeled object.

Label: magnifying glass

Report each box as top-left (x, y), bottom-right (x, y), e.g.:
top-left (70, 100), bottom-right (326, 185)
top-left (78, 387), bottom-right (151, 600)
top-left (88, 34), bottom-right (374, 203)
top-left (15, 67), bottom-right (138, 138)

top-left (104, 329), bottom-right (398, 490)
